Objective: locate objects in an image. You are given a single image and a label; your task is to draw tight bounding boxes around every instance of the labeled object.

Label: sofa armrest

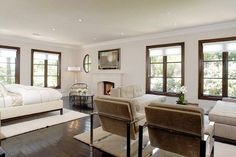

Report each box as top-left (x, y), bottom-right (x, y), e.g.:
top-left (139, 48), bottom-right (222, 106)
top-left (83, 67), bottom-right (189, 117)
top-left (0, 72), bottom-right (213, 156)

top-left (204, 121), bottom-right (215, 137)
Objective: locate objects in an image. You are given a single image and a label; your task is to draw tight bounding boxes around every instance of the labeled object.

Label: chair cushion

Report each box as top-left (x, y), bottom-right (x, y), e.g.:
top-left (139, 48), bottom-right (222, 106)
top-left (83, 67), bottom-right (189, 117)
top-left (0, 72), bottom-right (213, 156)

top-left (209, 101), bottom-right (236, 126)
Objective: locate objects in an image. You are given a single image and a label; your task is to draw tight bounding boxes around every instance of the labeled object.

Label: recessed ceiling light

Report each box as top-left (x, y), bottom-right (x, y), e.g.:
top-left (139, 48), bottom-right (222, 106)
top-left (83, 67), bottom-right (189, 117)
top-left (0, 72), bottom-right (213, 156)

top-left (32, 33), bottom-right (41, 36)
top-left (93, 37), bottom-right (97, 40)
top-left (120, 32), bottom-right (125, 36)
top-left (78, 18), bottom-right (83, 22)
top-left (174, 22), bottom-right (177, 26)
top-left (52, 28), bottom-right (56, 31)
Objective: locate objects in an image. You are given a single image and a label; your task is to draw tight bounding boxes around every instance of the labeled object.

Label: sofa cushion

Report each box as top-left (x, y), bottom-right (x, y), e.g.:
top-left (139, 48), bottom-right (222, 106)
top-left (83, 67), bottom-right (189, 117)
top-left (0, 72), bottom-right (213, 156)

top-left (209, 101), bottom-right (236, 126)
top-left (133, 85), bottom-right (144, 97)
top-left (133, 94), bottom-right (166, 112)
top-left (110, 87), bottom-right (121, 97)
top-left (120, 85), bottom-right (134, 98)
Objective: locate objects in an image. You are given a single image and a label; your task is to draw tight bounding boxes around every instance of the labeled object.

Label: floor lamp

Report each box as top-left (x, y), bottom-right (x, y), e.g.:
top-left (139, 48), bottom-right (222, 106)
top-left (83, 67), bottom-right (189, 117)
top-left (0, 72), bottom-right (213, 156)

top-left (68, 66), bottom-right (81, 83)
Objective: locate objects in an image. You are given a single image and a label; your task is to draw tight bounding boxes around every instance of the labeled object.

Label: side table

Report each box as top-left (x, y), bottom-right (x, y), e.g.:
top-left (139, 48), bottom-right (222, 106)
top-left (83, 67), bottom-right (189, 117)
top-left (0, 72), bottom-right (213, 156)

top-left (75, 94), bottom-right (94, 109)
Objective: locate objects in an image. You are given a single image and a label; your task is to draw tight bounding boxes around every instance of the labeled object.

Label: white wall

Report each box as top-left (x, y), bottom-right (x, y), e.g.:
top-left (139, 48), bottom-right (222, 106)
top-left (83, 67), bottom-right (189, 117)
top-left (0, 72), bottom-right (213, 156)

top-left (0, 36), bottom-right (81, 96)
top-left (80, 22), bottom-right (236, 111)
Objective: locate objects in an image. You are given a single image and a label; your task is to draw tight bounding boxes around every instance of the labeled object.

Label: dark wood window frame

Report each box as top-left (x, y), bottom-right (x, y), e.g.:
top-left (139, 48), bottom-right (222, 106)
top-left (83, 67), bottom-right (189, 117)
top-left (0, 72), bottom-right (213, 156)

top-left (0, 45), bottom-right (20, 84)
top-left (146, 42), bottom-right (185, 96)
top-left (31, 49), bottom-right (61, 89)
top-left (199, 36), bottom-right (236, 100)
top-left (83, 54), bottom-right (91, 73)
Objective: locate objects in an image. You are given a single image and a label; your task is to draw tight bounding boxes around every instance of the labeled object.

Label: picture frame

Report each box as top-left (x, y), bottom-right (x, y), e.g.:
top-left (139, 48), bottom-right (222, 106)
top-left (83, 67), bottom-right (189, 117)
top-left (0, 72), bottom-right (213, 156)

top-left (98, 48), bottom-right (120, 70)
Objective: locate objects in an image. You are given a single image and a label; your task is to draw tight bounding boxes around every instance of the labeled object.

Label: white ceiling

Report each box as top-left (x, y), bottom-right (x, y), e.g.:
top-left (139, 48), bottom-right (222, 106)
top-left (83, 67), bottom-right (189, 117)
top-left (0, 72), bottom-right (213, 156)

top-left (0, 0), bottom-right (236, 46)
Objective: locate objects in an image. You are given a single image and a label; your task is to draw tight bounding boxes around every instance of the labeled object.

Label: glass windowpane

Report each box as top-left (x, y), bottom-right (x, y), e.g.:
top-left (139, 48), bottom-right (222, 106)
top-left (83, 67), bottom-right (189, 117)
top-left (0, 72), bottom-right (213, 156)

top-left (33, 77), bottom-right (44, 87)
top-left (48, 65), bottom-right (58, 75)
top-left (150, 78), bottom-right (163, 92)
top-left (228, 61), bottom-right (236, 79)
top-left (33, 65), bottom-right (45, 75)
top-left (204, 62), bottom-right (222, 78)
top-left (167, 63), bottom-right (181, 77)
top-left (228, 79), bottom-right (236, 97)
top-left (228, 51), bottom-right (236, 61)
top-left (151, 64), bottom-right (163, 77)
top-left (203, 52), bottom-right (222, 61)
top-left (150, 56), bottom-right (163, 63)
top-left (48, 76), bottom-right (58, 87)
top-left (167, 55), bottom-right (181, 62)
top-left (167, 78), bottom-right (181, 93)
top-left (203, 79), bottom-right (222, 96)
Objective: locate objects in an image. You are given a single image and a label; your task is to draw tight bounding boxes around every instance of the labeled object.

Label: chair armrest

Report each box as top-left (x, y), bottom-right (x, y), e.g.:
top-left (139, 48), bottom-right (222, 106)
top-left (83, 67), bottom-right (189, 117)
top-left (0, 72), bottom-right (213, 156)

top-left (204, 121), bottom-right (215, 137)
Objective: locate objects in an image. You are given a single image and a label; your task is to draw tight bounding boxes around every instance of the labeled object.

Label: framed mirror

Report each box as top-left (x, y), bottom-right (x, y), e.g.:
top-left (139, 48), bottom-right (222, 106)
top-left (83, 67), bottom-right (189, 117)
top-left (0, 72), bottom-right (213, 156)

top-left (83, 54), bottom-right (91, 73)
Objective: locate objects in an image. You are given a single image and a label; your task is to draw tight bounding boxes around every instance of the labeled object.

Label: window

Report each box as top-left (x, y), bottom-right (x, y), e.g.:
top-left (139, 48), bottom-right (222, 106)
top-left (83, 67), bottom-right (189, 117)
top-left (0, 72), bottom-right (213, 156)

top-left (199, 37), bottom-right (236, 100)
top-left (0, 45), bottom-right (20, 84)
top-left (146, 43), bottom-right (185, 96)
top-left (31, 49), bottom-right (61, 88)
top-left (83, 54), bottom-right (91, 73)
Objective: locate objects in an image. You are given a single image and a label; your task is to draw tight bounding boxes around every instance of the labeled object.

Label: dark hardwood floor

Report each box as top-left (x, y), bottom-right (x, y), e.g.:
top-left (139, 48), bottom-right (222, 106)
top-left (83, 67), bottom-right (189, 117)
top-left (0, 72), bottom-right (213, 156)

top-left (1, 97), bottom-right (114, 157)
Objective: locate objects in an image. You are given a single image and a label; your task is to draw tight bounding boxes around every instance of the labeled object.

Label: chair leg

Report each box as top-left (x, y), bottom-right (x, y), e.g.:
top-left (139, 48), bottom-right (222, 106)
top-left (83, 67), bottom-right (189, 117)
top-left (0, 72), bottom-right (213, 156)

top-left (200, 140), bottom-right (206, 157)
top-left (90, 114), bottom-right (94, 146)
top-left (127, 123), bottom-right (131, 157)
top-left (138, 125), bottom-right (143, 157)
top-left (211, 146), bottom-right (214, 157)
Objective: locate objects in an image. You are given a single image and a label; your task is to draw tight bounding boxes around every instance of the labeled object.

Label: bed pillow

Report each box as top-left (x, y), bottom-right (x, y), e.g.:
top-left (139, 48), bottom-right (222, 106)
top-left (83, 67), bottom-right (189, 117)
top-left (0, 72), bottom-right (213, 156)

top-left (0, 83), bottom-right (8, 96)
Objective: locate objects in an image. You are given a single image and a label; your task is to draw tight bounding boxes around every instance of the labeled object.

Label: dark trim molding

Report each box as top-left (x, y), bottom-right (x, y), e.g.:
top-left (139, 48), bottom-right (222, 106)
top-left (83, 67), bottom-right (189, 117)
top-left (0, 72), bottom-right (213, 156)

top-left (31, 49), bottom-right (61, 89)
top-left (146, 42), bottom-right (185, 96)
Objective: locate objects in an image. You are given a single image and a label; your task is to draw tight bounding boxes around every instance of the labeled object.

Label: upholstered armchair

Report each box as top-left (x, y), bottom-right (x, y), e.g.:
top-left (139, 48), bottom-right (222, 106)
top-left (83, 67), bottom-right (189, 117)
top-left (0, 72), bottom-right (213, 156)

top-left (91, 95), bottom-right (145, 157)
top-left (69, 83), bottom-right (88, 104)
top-left (138, 103), bottom-right (214, 157)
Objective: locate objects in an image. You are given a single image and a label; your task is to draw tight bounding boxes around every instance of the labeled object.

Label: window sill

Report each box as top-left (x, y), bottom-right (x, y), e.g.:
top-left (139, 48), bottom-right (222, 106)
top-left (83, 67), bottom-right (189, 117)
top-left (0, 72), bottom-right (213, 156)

top-left (146, 91), bottom-right (178, 97)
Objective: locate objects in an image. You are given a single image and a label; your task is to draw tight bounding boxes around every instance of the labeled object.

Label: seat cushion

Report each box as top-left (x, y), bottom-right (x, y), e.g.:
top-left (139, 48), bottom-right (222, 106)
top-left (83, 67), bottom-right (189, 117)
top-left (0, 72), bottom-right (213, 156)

top-left (209, 101), bottom-right (236, 126)
top-left (120, 85), bottom-right (134, 98)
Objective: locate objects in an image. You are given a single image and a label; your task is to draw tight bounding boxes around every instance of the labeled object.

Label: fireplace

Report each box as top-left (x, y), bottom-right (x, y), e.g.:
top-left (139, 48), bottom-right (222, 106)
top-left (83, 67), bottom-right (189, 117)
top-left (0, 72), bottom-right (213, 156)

top-left (103, 81), bottom-right (115, 95)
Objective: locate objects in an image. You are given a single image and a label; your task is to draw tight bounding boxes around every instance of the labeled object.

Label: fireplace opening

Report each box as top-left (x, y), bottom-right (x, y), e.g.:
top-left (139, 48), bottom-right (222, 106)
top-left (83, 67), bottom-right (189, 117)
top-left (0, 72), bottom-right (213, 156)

top-left (103, 81), bottom-right (115, 95)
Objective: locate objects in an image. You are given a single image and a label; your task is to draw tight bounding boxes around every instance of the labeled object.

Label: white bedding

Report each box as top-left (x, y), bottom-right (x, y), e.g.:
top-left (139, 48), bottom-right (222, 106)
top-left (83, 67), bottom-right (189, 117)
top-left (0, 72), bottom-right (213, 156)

top-left (3, 84), bottom-right (62, 106)
top-left (0, 93), bottom-right (23, 108)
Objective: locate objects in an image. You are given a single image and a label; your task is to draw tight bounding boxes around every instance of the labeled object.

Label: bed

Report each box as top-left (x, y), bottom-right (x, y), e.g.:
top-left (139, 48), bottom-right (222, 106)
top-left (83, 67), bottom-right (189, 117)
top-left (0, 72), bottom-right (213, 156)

top-left (0, 84), bottom-right (63, 120)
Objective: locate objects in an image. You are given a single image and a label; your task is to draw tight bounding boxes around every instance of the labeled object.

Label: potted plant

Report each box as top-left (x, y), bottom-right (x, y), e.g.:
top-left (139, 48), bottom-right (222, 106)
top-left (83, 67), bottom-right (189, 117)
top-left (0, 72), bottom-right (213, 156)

top-left (176, 86), bottom-right (187, 105)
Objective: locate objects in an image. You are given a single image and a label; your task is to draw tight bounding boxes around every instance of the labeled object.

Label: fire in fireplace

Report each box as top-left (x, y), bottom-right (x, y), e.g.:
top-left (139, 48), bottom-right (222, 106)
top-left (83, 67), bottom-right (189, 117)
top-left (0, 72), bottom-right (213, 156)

top-left (103, 81), bottom-right (115, 95)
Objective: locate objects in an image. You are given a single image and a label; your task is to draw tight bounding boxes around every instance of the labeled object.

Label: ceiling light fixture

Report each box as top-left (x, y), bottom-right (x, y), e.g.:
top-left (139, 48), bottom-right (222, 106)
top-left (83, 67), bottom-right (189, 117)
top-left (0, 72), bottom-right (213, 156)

top-left (120, 32), bottom-right (125, 36)
top-left (78, 18), bottom-right (83, 22)
top-left (32, 33), bottom-right (41, 36)
top-left (52, 28), bottom-right (56, 31)
top-left (93, 37), bottom-right (97, 40)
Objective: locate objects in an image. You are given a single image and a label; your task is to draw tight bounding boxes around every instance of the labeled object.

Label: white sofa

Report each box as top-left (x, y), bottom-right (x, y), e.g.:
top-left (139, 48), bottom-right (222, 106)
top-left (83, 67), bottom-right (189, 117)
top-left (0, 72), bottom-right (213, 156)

top-left (110, 85), bottom-right (166, 113)
top-left (209, 98), bottom-right (236, 141)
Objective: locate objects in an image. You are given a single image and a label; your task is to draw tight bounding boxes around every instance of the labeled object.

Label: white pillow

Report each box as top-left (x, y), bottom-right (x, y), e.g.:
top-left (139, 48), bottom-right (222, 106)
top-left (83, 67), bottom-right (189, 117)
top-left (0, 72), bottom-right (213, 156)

top-left (0, 83), bottom-right (8, 96)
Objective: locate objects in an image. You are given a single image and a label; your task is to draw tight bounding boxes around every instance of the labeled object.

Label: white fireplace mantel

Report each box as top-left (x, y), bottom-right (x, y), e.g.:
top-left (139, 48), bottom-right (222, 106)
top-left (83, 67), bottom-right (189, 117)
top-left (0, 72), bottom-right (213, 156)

top-left (91, 72), bottom-right (125, 95)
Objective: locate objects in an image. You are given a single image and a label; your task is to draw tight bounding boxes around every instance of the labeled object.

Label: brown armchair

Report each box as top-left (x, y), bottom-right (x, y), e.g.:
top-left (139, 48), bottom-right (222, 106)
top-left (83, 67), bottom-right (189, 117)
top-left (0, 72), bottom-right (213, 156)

top-left (138, 103), bottom-right (214, 157)
top-left (91, 95), bottom-right (145, 157)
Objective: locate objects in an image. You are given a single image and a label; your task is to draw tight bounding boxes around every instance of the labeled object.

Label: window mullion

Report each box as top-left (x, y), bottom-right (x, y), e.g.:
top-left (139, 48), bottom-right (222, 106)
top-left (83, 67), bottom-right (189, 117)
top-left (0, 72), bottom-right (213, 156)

top-left (163, 56), bottom-right (167, 93)
top-left (222, 52), bottom-right (228, 97)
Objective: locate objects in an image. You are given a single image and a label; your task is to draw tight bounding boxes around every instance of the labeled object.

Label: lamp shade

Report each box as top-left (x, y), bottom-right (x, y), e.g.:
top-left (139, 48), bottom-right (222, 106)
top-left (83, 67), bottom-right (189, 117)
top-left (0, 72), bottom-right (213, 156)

top-left (68, 66), bottom-right (81, 72)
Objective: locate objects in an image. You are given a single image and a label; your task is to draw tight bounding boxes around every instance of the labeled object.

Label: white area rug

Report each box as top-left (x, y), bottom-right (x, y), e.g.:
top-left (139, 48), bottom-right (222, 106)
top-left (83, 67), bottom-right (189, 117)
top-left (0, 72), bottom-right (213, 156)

top-left (74, 127), bottom-right (236, 157)
top-left (1, 109), bottom-right (88, 139)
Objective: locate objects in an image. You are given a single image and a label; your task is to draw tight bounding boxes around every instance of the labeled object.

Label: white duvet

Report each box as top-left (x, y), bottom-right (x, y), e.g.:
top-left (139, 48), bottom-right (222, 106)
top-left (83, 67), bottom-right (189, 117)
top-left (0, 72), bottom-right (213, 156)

top-left (4, 84), bottom-right (62, 106)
